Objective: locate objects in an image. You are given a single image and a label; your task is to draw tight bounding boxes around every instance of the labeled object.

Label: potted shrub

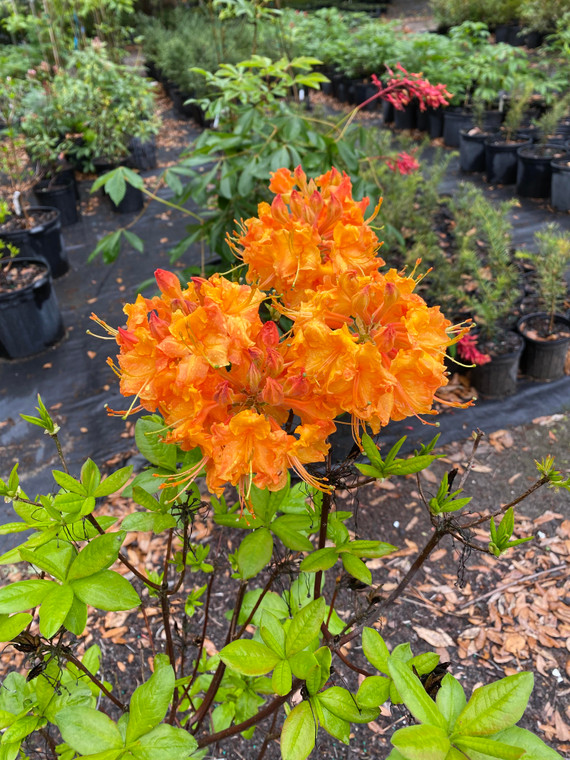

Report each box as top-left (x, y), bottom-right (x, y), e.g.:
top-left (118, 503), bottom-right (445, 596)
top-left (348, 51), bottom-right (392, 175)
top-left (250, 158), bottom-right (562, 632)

top-left (516, 224), bottom-right (570, 381)
top-left (0, 241), bottom-right (64, 359)
top-left (484, 79), bottom-right (533, 184)
top-left (516, 94), bottom-right (570, 198)
top-left (453, 189), bottom-right (523, 397)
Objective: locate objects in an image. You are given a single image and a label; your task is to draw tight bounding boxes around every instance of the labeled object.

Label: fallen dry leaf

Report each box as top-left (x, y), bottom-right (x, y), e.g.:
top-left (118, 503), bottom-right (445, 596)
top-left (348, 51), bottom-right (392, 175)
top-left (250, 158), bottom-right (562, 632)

top-left (413, 626), bottom-right (455, 648)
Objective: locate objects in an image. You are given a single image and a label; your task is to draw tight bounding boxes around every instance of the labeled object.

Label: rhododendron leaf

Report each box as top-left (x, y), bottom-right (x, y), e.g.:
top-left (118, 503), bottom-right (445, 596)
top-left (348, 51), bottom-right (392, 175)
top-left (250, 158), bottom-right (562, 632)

top-left (299, 547), bottom-right (338, 573)
top-left (130, 723), bottom-right (198, 760)
top-left (260, 610), bottom-right (286, 658)
top-left (121, 512), bottom-right (177, 534)
top-left (219, 640), bottom-right (280, 676)
top-left (63, 595), bottom-right (88, 636)
top-left (80, 459), bottom-right (101, 496)
top-left (493, 727), bottom-right (563, 759)
top-left (391, 725), bottom-right (450, 760)
top-left (131, 486), bottom-right (163, 513)
top-left (39, 582), bottom-right (74, 638)
top-left (56, 707), bottom-right (123, 754)
top-left (271, 518), bottom-right (314, 552)
top-left (52, 470), bottom-right (86, 495)
top-left (436, 674), bottom-right (466, 733)
top-left (318, 686), bottom-right (378, 723)
top-left (285, 597), bottom-right (326, 657)
top-left (384, 436), bottom-right (407, 465)
top-left (454, 673), bottom-right (534, 736)
top-left (123, 230), bottom-right (144, 254)
top-left (348, 540), bottom-right (397, 559)
top-left (272, 659), bottom-right (292, 696)
top-left (70, 569), bottom-right (140, 611)
top-left (341, 553), bottom-right (371, 585)
top-left (317, 701), bottom-right (350, 744)
top-left (236, 528), bottom-right (273, 580)
top-left (389, 455), bottom-right (440, 476)
top-left (288, 651), bottom-right (318, 680)
top-left (93, 467), bottom-right (133, 498)
top-left (388, 659), bottom-right (446, 729)
top-left (354, 463), bottom-right (383, 478)
top-left (0, 580), bottom-right (54, 614)
top-left (126, 657), bottom-right (174, 742)
top-left (356, 676), bottom-right (391, 708)
top-left (135, 417), bottom-right (177, 471)
top-left (0, 613), bottom-right (32, 642)
top-left (280, 701), bottom-right (316, 760)
top-left (67, 532), bottom-right (126, 581)
top-left (410, 652), bottom-right (440, 675)
top-left (362, 627), bottom-right (390, 674)
top-left (19, 540), bottom-right (76, 581)
top-left (453, 736), bottom-right (524, 759)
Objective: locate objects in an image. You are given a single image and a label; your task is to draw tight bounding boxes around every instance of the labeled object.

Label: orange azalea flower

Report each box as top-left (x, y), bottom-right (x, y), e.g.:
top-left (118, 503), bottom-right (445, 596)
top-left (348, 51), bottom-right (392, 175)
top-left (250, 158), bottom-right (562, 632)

top-left (101, 167), bottom-right (470, 509)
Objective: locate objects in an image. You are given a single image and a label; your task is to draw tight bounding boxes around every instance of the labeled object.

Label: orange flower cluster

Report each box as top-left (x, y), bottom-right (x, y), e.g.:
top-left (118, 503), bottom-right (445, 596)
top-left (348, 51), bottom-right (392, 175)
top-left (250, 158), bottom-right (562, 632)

top-left (100, 167), bottom-right (464, 503)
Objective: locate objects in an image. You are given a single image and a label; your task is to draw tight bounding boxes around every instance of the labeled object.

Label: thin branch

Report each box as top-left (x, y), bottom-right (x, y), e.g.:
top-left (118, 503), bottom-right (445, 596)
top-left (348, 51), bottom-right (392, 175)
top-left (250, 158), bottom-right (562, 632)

top-left (63, 650), bottom-right (126, 711)
top-left (457, 430), bottom-right (484, 489)
top-left (461, 476), bottom-right (549, 529)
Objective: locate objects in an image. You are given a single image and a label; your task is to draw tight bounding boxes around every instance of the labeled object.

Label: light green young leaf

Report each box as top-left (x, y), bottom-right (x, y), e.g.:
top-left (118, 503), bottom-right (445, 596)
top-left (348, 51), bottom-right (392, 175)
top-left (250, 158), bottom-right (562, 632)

top-left (63, 595), bottom-right (88, 636)
top-left (356, 675), bottom-right (391, 708)
top-left (39, 583), bottom-right (74, 638)
top-left (317, 686), bottom-right (378, 723)
top-left (19, 540), bottom-right (76, 582)
top-left (299, 547), bottom-right (338, 573)
top-left (219, 639), bottom-right (280, 676)
top-left (121, 512), bottom-right (177, 534)
top-left (341, 553), bottom-right (371, 585)
top-left (135, 417), bottom-right (177, 471)
top-left (0, 580), bottom-right (54, 614)
top-left (67, 532), bottom-right (126, 581)
top-left (93, 467), bottom-right (133, 498)
top-left (260, 610), bottom-right (286, 658)
top-left (362, 627), bottom-right (390, 674)
top-left (437, 674), bottom-right (466, 733)
top-left (285, 597), bottom-right (326, 657)
top-left (454, 672), bottom-right (534, 737)
top-left (280, 701), bottom-right (316, 760)
top-left (130, 723), bottom-right (197, 760)
top-left (389, 659), bottom-right (446, 729)
top-left (70, 569), bottom-right (141, 611)
top-left (392, 724), bottom-right (450, 760)
top-left (272, 659), bottom-right (292, 697)
top-left (493, 727), bottom-right (563, 759)
top-left (453, 735), bottom-right (524, 759)
top-left (81, 459), bottom-right (102, 496)
top-left (0, 613), bottom-right (33, 642)
top-left (126, 657), bottom-right (174, 742)
top-left (56, 707), bottom-right (123, 754)
top-left (236, 528), bottom-right (273, 580)
top-left (316, 700), bottom-right (349, 744)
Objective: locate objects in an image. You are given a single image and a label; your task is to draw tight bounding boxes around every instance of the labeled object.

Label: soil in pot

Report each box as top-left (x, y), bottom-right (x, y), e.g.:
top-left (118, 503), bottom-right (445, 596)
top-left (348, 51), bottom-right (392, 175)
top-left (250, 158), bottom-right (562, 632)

top-left (516, 144), bottom-right (568, 198)
top-left (0, 257), bottom-right (65, 359)
top-left (551, 157), bottom-right (570, 211)
top-left (517, 313), bottom-right (570, 381)
top-left (485, 136), bottom-right (531, 185)
top-left (0, 208), bottom-right (69, 279)
top-left (33, 175), bottom-right (79, 227)
top-left (470, 332), bottom-right (524, 399)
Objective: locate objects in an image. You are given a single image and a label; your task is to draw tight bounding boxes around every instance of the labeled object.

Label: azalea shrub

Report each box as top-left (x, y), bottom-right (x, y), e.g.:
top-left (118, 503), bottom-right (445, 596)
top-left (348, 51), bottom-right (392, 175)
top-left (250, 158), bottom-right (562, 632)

top-left (1, 168), bottom-right (568, 760)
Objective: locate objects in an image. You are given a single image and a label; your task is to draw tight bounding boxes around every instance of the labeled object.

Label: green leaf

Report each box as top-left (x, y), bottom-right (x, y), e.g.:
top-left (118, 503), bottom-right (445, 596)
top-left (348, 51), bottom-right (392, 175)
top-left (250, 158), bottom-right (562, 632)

top-left (362, 627), bottom-right (390, 674)
top-left (454, 673), bottom-right (534, 737)
top-left (67, 532), bottom-right (126, 581)
top-left (437, 674), bottom-right (466, 733)
top-left (341, 553), bottom-right (371, 585)
top-left (299, 547), bottom-right (338, 573)
top-left (348, 540), bottom-right (397, 559)
top-left (271, 517), bottom-right (314, 552)
top-left (105, 171), bottom-right (127, 206)
top-left (493, 727), bottom-right (564, 759)
top-left (94, 467), bottom-right (133, 498)
top-left (453, 736), bottom-right (525, 759)
top-left (236, 528), bottom-right (273, 580)
top-left (20, 540), bottom-right (76, 581)
top-left (2, 715), bottom-right (40, 744)
top-left (272, 659), bottom-right (292, 696)
top-left (388, 659), bottom-right (446, 729)
top-left (316, 700), bottom-right (350, 744)
top-left (0, 613), bottom-right (32, 642)
top-left (63, 596), bottom-right (88, 636)
top-left (392, 724), bottom-right (450, 760)
top-left (135, 417), bottom-right (177, 471)
top-left (121, 513), bottom-right (177, 534)
top-left (361, 433), bottom-right (382, 467)
top-left (81, 459), bottom-right (102, 496)
top-left (126, 658), bottom-right (174, 742)
top-left (56, 707), bottom-right (123, 754)
top-left (318, 687), bottom-right (378, 723)
top-left (52, 471), bottom-right (86, 495)
top-left (0, 580), bottom-right (54, 613)
top-left (219, 639), bottom-right (280, 676)
top-left (211, 702), bottom-right (235, 732)
top-left (280, 701), bottom-right (316, 760)
top-left (260, 610), bottom-right (286, 658)
top-left (132, 486), bottom-right (163, 513)
top-left (39, 583), bottom-right (74, 638)
top-left (356, 675), bottom-right (391, 708)
top-left (285, 597), bottom-right (326, 657)
top-left (123, 230), bottom-right (144, 254)
top-left (71, 569), bottom-right (141, 611)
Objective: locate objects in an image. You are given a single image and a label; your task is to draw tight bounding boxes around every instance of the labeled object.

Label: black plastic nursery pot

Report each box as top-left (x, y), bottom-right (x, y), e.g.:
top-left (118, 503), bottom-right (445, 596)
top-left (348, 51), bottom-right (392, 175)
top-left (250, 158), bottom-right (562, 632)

top-left (382, 98), bottom-right (394, 124)
top-left (516, 145), bottom-right (568, 198)
top-left (0, 207), bottom-right (69, 279)
top-left (0, 257), bottom-right (64, 360)
top-left (485, 137), bottom-right (531, 185)
top-left (415, 104), bottom-right (429, 132)
top-left (459, 129), bottom-right (493, 173)
top-left (393, 100), bottom-right (416, 130)
top-left (33, 176), bottom-right (79, 227)
top-left (517, 313), bottom-right (570, 381)
top-left (428, 107), bottom-right (444, 138)
top-left (129, 136), bottom-right (158, 171)
top-left (551, 157), bottom-right (570, 211)
top-left (470, 333), bottom-right (524, 399)
top-left (443, 109), bottom-right (474, 148)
